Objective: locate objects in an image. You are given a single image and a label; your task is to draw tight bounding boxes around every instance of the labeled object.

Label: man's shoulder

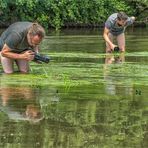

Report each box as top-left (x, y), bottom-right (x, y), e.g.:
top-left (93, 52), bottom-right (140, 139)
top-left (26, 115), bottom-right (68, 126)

top-left (9, 22), bottom-right (32, 29)
top-left (105, 13), bottom-right (117, 27)
top-left (13, 21), bottom-right (32, 25)
top-left (5, 22), bottom-right (33, 36)
top-left (108, 13), bottom-right (118, 20)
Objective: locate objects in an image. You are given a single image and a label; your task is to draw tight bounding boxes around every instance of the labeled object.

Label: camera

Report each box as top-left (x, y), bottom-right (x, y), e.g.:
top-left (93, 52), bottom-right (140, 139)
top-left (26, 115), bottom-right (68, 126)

top-left (34, 53), bottom-right (50, 63)
top-left (114, 47), bottom-right (120, 52)
top-left (23, 49), bottom-right (50, 63)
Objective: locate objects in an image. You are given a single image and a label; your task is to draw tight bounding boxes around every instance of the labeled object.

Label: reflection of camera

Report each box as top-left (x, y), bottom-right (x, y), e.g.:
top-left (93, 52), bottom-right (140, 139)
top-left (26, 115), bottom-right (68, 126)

top-left (114, 47), bottom-right (120, 52)
top-left (34, 53), bottom-right (50, 63)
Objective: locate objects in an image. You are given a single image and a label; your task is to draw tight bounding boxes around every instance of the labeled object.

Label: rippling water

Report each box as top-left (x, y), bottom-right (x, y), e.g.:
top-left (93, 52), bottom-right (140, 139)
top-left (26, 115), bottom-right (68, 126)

top-left (0, 28), bottom-right (148, 148)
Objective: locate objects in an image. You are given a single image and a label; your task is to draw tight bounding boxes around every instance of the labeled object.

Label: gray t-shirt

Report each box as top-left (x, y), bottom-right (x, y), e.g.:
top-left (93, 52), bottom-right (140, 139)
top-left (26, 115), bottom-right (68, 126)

top-left (105, 13), bottom-right (134, 36)
top-left (0, 22), bottom-right (33, 53)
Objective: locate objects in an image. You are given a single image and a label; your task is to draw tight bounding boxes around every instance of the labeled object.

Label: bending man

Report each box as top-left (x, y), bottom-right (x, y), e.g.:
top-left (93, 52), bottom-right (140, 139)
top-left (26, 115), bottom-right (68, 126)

top-left (0, 22), bottom-right (45, 74)
top-left (103, 12), bottom-right (135, 53)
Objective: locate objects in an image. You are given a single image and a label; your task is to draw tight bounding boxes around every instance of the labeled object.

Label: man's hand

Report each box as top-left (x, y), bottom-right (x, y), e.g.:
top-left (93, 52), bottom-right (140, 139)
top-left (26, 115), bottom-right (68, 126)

top-left (110, 44), bottom-right (117, 51)
top-left (22, 50), bottom-right (35, 61)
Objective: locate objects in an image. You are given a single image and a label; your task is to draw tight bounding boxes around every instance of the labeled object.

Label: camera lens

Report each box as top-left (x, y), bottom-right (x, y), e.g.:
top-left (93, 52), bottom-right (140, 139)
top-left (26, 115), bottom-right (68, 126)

top-left (114, 47), bottom-right (120, 52)
top-left (44, 56), bottom-right (50, 63)
top-left (34, 53), bottom-right (50, 63)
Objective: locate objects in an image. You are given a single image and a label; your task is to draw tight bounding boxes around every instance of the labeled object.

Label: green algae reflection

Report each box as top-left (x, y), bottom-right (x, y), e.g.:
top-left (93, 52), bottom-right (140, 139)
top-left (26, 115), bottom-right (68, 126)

top-left (0, 29), bottom-right (148, 148)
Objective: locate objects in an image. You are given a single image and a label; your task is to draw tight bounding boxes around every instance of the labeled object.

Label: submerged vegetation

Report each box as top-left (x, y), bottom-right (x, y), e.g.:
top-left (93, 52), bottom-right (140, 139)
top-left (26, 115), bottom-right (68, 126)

top-left (0, 29), bottom-right (148, 147)
top-left (0, 51), bottom-right (148, 91)
top-left (1, 32), bottom-right (148, 91)
top-left (0, 49), bottom-right (148, 147)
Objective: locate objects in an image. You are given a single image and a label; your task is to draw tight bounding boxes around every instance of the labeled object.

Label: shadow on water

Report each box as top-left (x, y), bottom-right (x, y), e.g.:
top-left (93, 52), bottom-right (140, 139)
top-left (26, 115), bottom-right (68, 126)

top-left (0, 28), bottom-right (148, 148)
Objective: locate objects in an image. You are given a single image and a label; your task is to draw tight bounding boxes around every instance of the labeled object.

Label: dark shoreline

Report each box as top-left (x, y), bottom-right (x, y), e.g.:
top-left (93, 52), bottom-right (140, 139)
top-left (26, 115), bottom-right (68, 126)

top-left (0, 21), bottom-right (147, 30)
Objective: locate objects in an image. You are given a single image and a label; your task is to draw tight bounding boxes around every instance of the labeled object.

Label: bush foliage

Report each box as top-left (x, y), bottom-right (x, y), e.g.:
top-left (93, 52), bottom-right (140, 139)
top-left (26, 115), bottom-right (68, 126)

top-left (0, 0), bottom-right (147, 30)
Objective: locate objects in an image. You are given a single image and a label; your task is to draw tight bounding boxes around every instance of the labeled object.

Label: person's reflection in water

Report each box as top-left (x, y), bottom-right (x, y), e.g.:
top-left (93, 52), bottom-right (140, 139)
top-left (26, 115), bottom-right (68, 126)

top-left (105, 52), bottom-right (125, 65)
top-left (103, 53), bottom-right (125, 95)
top-left (0, 86), bottom-right (43, 123)
top-left (25, 104), bottom-right (42, 121)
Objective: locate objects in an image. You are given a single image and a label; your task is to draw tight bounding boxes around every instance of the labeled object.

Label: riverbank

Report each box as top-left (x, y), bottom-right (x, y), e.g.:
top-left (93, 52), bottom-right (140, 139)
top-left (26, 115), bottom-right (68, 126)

top-left (0, 21), bottom-right (147, 30)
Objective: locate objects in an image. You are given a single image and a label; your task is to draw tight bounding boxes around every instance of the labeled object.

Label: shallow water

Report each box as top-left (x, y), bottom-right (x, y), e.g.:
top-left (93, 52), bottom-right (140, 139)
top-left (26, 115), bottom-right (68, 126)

top-left (0, 28), bottom-right (148, 148)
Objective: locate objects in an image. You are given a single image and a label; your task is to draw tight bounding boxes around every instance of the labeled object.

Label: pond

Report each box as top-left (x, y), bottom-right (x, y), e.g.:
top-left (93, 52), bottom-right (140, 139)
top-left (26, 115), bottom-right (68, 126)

top-left (0, 27), bottom-right (148, 148)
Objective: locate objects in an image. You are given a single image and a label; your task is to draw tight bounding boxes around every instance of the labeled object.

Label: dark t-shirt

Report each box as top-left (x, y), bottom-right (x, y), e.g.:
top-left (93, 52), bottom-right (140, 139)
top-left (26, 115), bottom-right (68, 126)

top-left (105, 13), bottom-right (134, 36)
top-left (0, 22), bottom-right (33, 53)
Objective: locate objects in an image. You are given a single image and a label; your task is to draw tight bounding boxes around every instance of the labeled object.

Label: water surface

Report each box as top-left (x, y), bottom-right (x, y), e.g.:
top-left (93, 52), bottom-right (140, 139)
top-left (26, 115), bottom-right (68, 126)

top-left (0, 28), bottom-right (148, 148)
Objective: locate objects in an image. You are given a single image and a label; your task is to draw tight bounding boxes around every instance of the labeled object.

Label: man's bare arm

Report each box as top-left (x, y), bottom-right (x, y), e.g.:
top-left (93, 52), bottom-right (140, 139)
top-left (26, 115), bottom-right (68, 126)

top-left (1, 44), bottom-right (35, 61)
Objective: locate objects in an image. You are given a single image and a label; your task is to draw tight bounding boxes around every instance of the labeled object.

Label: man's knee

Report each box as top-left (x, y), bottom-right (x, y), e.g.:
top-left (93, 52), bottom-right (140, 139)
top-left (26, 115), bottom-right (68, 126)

top-left (119, 46), bottom-right (125, 52)
top-left (18, 66), bottom-right (29, 73)
top-left (3, 70), bottom-right (14, 74)
top-left (20, 70), bottom-right (29, 74)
